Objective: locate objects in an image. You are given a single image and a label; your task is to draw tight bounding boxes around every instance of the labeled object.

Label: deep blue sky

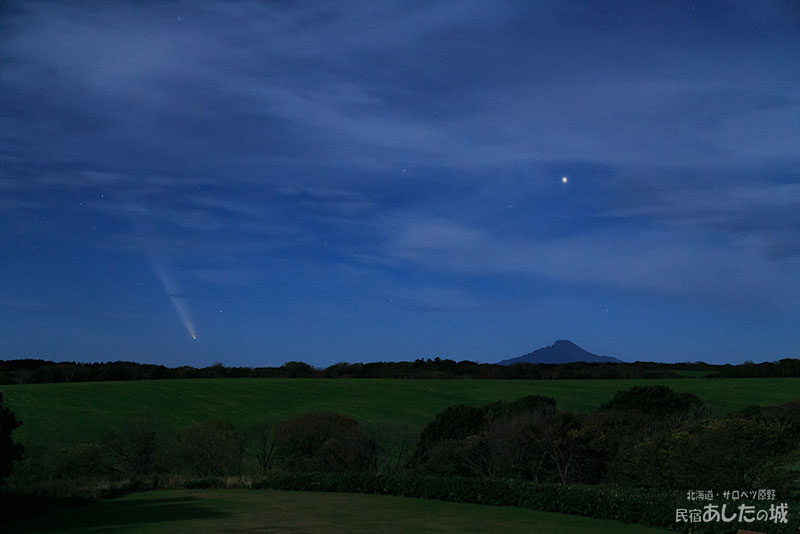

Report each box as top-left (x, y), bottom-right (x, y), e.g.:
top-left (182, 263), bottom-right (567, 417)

top-left (2, 1), bottom-right (799, 366)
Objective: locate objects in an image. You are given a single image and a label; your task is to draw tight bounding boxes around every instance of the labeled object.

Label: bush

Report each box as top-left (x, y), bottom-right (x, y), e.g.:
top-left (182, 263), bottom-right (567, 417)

top-left (0, 392), bottom-right (23, 485)
top-left (102, 418), bottom-right (166, 478)
top-left (599, 386), bottom-right (704, 419)
top-left (56, 442), bottom-right (113, 480)
top-left (273, 412), bottom-right (376, 473)
top-left (576, 408), bottom-right (672, 484)
top-left (177, 420), bottom-right (246, 477)
top-left (737, 398), bottom-right (800, 436)
top-left (410, 404), bottom-right (487, 467)
top-left (484, 395), bottom-right (557, 421)
top-left (611, 416), bottom-right (798, 492)
top-left (412, 397), bottom-right (580, 484)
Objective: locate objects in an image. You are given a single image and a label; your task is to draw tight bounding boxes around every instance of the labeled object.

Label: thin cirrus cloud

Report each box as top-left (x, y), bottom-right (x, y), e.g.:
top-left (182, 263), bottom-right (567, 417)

top-left (3, 0), bottom-right (798, 179)
top-left (383, 216), bottom-right (800, 312)
top-left (3, 1), bottom-right (797, 238)
top-left (601, 181), bottom-right (800, 261)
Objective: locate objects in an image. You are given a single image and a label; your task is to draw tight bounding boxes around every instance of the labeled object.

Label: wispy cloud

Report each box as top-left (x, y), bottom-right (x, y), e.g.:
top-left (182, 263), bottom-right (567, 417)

top-left (0, 197), bottom-right (41, 212)
top-left (4, 0), bottom-right (798, 181)
top-left (603, 181), bottom-right (800, 259)
top-left (384, 216), bottom-right (800, 311)
top-left (386, 285), bottom-right (478, 313)
top-left (275, 186), bottom-right (380, 217)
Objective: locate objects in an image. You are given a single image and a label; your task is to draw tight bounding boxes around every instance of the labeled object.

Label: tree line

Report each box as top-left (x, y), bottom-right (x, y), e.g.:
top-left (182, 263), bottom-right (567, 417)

top-left (0, 357), bottom-right (753, 384)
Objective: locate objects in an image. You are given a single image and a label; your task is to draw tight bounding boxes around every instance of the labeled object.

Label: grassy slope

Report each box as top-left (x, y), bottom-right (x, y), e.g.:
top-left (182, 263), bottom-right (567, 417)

top-left (7, 489), bottom-right (671, 533)
top-left (2, 377), bottom-right (799, 444)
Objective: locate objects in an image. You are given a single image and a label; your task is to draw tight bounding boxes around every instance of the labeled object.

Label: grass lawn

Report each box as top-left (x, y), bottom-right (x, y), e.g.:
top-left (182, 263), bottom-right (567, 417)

top-left (7, 489), bottom-right (672, 533)
top-left (2, 377), bottom-right (799, 445)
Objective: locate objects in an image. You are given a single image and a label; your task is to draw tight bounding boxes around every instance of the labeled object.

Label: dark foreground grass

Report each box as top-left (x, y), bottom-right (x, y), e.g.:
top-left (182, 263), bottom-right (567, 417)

top-left (6, 489), bottom-right (672, 533)
top-left (2, 377), bottom-right (799, 444)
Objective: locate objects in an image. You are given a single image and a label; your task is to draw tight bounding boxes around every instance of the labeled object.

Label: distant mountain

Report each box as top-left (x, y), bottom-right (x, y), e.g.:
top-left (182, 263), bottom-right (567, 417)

top-left (498, 340), bottom-right (623, 365)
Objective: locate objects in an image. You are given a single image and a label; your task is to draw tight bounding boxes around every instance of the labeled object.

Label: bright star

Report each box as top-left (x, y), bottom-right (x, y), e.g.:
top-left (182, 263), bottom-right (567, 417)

top-left (561, 176), bottom-right (568, 184)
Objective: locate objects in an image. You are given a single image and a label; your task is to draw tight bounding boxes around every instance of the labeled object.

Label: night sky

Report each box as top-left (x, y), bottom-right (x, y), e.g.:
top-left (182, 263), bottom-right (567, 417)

top-left (2, 1), bottom-right (799, 366)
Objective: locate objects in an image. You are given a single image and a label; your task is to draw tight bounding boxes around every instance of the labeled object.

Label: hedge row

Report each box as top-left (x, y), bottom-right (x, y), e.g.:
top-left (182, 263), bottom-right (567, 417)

top-left (249, 472), bottom-right (798, 534)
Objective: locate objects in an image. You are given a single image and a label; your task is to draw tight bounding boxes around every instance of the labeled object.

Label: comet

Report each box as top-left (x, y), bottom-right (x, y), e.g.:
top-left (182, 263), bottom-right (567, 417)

top-left (149, 256), bottom-right (198, 341)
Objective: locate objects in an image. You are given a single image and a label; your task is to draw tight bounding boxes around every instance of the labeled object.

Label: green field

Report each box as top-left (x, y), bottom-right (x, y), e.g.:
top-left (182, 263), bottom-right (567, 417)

top-left (7, 489), bottom-right (671, 533)
top-left (668, 370), bottom-right (712, 378)
top-left (2, 377), bottom-right (799, 445)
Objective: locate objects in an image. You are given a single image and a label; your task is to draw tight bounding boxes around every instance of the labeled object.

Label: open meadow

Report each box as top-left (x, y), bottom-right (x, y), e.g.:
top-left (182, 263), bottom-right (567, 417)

top-left (2, 377), bottom-right (799, 445)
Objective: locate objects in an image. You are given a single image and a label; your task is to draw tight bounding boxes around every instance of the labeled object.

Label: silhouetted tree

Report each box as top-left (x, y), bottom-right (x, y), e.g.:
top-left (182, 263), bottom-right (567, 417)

top-left (246, 422), bottom-right (276, 476)
top-left (362, 421), bottom-right (416, 475)
top-left (274, 412), bottom-right (376, 472)
top-left (0, 393), bottom-right (23, 485)
top-left (102, 417), bottom-right (163, 477)
top-left (177, 420), bottom-right (246, 477)
top-left (280, 361), bottom-right (317, 378)
top-left (611, 416), bottom-right (797, 491)
top-left (410, 404), bottom-right (486, 467)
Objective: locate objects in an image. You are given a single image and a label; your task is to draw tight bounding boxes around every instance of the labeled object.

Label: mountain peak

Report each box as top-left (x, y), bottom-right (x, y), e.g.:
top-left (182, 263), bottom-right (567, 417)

top-left (552, 339), bottom-right (577, 347)
top-left (497, 340), bottom-right (623, 365)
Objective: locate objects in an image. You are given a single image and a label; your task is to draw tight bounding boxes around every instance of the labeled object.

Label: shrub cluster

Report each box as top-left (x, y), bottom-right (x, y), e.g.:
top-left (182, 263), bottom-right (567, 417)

top-left (273, 412), bottom-right (377, 473)
top-left (9, 412), bottom-right (412, 493)
top-left (410, 387), bottom-right (800, 495)
top-left (0, 393), bottom-right (23, 486)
